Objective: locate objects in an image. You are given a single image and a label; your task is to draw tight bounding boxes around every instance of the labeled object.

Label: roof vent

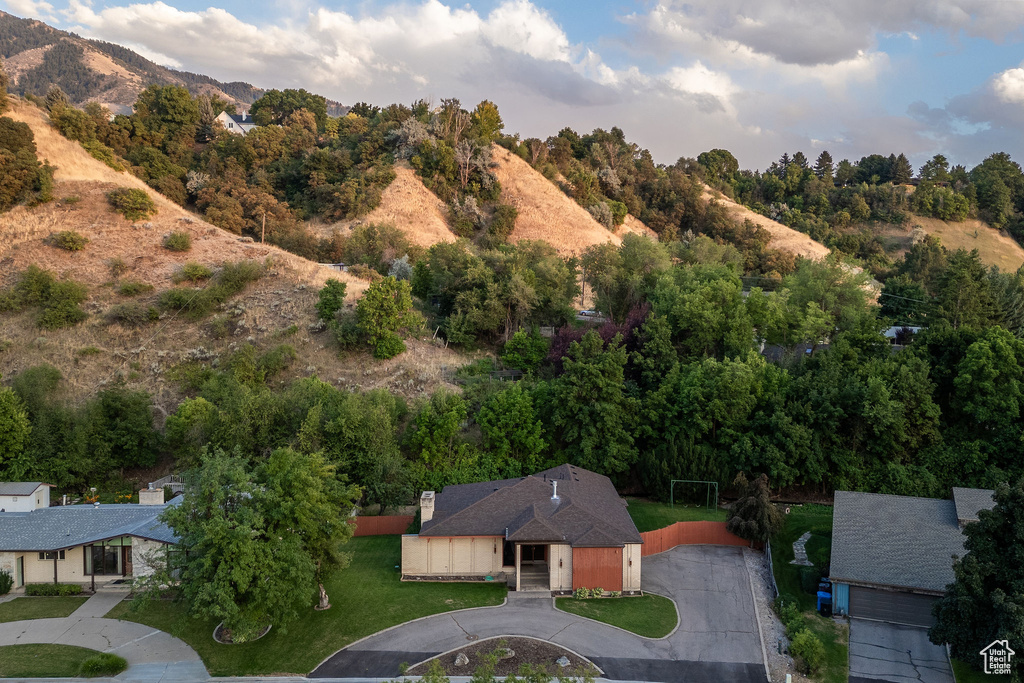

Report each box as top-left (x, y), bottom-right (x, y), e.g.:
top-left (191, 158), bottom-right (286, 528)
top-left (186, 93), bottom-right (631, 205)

top-left (551, 481), bottom-right (559, 500)
top-left (93, 502), bottom-right (99, 508)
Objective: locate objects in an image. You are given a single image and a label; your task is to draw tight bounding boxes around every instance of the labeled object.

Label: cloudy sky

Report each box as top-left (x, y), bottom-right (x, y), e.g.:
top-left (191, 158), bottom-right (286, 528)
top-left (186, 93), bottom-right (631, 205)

top-left (5, 0), bottom-right (1024, 170)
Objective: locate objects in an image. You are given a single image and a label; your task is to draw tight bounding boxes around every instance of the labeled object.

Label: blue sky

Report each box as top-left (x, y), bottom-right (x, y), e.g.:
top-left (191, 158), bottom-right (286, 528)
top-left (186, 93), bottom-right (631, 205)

top-left (5, 0), bottom-right (1024, 170)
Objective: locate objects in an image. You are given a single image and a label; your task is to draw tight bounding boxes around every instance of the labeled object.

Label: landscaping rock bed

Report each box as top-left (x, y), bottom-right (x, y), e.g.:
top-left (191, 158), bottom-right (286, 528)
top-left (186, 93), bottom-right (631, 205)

top-left (405, 636), bottom-right (599, 677)
top-left (213, 622), bottom-right (271, 644)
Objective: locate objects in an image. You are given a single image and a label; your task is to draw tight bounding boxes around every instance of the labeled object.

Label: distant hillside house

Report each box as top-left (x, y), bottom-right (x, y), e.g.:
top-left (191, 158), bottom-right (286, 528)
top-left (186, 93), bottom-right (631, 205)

top-left (215, 110), bottom-right (257, 135)
top-left (0, 482), bottom-right (53, 513)
top-left (0, 484), bottom-right (177, 591)
top-left (830, 487), bottom-right (995, 627)
top-left (402, 465), bottom-right (643, 594)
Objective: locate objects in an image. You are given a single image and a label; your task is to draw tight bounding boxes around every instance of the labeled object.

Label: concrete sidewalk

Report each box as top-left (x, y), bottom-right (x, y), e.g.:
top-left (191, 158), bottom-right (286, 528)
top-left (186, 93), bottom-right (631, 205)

top-left (69, 589), bottom-right (130, 619)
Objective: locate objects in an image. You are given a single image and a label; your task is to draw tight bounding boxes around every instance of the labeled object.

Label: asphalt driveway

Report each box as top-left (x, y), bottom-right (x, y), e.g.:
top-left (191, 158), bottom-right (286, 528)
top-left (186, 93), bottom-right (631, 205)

top-left (312, 545), bottom-right (765, 682)
top-left (849, 619), bottom-right (953, 683)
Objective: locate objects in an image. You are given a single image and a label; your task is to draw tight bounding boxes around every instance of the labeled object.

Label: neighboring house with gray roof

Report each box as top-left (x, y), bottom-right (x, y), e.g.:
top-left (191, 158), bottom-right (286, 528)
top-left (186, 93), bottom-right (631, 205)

top-left (0, 484), bottom-right (178, 591)
top-left (830, 487), bottom-right (995, 627)
top-left (215, 110), bottom-right (257, 135)
top-left (0, 482), bottom-right (52, 512)
top-left (402, 465), bottom-right (643, 594)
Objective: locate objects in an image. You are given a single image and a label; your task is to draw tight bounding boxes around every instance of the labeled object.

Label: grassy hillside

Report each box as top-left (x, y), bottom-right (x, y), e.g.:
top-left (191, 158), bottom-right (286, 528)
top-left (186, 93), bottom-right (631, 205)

top-left (702, 185), bottom-right (831, 260)
top-left (906, 215), bottom-right (1024, 272)
top-left (0, 98), bottom-right (468, 409)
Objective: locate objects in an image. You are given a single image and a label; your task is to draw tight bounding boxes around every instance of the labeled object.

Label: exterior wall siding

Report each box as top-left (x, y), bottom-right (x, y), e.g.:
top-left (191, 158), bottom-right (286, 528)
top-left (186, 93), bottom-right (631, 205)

top-left (548, 544), bottom-right (573, 590)
top-left (572, 547), bottom-right (623, 592)
top-left (401, 535), bottom-right (504, 577)
top-left (351, 515), bottom-right (415, 536)
top-left (833, 582), bottom-right (849, 615)
top-left (0, 552), bottom-right (14, 578)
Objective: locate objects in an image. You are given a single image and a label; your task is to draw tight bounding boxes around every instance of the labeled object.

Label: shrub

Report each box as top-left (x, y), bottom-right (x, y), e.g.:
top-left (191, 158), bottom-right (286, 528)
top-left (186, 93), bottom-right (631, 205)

top-left (159, 260), bottom-right (266, 318)
top-left (82, 139), bottom-right (124, 171)
top-left (487, 204), bottom-right (518, 242)
top-left (36, 280), bottom-right (89, 330)
top-left (316, 279), bottom-right (348, 321)
top-left (347, 263), bottom-right (382, 281)
top-left (163, 231), bottom-right (192, 252)
top-left (48, 230), bottom-right (89, 251)
top-left (107, 257), bottom-right (129, 278)
top-left (800, 565), bottom-right (821, 595)
top-left (592, 587), bottom-right (605, 598)
top-left (25, 583), bottom-right (83, 596)
top-left (608, 591), bottom-right (621, 598)
top-left (79, 653), bottom-right (128, 678)
top-left (789, 629), bottom-right (825, 674)
top-left (0, 569), bottom-right (12, 595)
top-left (118, 280), bottom-right (154, 297)
top-left (173, 262), bottom-right (213, 283)
top-left (108, 302), bottom-right (158, 327)
top-left (775, 596), bottom-right (807, 639)
top-left (107, 187), bottom-right (157, 220)
top-left (573, 587), bottom-right (589, 600)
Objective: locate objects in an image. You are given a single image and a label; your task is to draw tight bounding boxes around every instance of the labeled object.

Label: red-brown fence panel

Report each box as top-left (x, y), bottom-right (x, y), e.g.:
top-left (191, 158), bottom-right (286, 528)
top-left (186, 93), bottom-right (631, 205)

top-left (572, 547), bottom-right (623, 591)
top-left (639, 521), bottom-right (754, 556)
top-left (351, 515), bottom-right (415, 536)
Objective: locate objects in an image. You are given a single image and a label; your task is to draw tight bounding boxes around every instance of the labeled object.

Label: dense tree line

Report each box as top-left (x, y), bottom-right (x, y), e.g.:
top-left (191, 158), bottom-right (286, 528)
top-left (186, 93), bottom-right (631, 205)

top-left (3, 236), bottom-right (1022, 505)
top-left (0, 62), bottom-right (54, 212)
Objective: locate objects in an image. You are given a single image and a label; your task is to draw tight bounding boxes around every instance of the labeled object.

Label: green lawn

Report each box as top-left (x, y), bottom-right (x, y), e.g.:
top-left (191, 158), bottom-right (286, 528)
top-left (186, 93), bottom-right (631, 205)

top-left (0, 644), bottom-right (100, 677)
top-left (804, 612), bottom-right (848, 683)
top-left (0, 596), bottom-right (89, 623)
top-left (555, 595), bottom-right (677, 638)
top-left (770, 503), bottom-right (834, 612)
top-left (625, 498), bottom-right (727, 532)
top-left (953, 658), bottom-right (998, 682)
top-left (105, 535), bottom-right (506, 676)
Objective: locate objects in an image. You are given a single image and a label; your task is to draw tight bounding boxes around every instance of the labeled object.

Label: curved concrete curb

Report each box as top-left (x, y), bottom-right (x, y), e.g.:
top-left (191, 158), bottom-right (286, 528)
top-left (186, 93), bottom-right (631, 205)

top-left (406, 634), bottom-right (606, 675)
top-left (551, 591), bottom-right (681, 641)
top-left (311, 597), bottom-right (509, 672)
top-left (743, 548), bottom-right (773, 682)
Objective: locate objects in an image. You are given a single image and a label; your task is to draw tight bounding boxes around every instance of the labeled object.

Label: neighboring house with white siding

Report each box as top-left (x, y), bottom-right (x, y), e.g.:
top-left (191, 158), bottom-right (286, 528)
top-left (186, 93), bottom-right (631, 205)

top-left (215, 110), bottom-right (258, 135)
top-left (0, 482), bottom-right (52, 513)
top-left (0, 484), bottom-right (178, 591)
top-left (402, 465), bottom-right (643, 594)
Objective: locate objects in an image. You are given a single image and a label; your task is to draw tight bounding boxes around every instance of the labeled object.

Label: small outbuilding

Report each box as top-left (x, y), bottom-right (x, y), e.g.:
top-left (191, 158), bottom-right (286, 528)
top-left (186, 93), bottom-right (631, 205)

top-left (830, 487), bottom-right (994, 627)
top-left (402, 465), bottom-right (643, 593)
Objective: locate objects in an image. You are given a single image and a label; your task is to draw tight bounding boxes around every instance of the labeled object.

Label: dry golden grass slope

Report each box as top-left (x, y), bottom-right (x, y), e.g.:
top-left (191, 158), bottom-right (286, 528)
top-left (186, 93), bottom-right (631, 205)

top-left (617, 214), bottom-right (658, 240)
top-left (321, 162), bottom-right (456, 248)
top-left (909, 215), bottom-right (1024, 273)
top-left (701, 185), bottom-right (831, 260)
top-left (0, 98), bottom-right (467, 409)
top-left (491, 145), bottom-right (623, 256)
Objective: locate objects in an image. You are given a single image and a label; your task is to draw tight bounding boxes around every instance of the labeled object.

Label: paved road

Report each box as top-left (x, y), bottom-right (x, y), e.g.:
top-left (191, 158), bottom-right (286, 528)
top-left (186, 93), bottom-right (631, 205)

top-left (0, 591), bottom-right (208, 683)
top-left (849, 619), bottom-right (953, 683)
top-left (312, 545), bottom-right (765, 682)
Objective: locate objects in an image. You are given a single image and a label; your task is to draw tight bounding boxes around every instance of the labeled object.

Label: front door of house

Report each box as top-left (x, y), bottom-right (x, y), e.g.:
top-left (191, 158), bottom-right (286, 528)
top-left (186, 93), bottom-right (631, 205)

top-left (520, 544), bottom-right (547, 563)
top-left (15, 556), bottom-right (23, 587)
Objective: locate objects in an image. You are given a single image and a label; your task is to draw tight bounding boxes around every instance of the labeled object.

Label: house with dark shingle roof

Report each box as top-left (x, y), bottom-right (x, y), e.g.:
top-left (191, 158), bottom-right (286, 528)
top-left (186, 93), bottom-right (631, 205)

top-left (215, 110), bottom-right (257, 135)
top-left (830, 487), bottom-right (994, 627)
top-left (402, 465), bottom-right (643, 594)
top-left (0, 483), bottom-right (178, 591)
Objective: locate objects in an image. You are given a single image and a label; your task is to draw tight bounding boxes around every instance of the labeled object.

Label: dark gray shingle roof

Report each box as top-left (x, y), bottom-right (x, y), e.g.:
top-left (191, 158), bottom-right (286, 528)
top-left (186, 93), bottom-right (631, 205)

top-left (830, 490), bottom-right (974, 593)
top-left (952, 487), bottom-right (995, 524)
top-left (0, 501), bottom-right (178, 551)
top-left (419, 465), bottom-right (642, 547)
top-left (0, 482), bottom-right (49, 496)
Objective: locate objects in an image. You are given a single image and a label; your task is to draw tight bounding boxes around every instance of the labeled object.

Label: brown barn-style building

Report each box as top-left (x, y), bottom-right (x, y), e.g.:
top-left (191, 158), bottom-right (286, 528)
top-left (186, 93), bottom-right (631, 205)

top-left (401, 465), bottom-right (643, 593)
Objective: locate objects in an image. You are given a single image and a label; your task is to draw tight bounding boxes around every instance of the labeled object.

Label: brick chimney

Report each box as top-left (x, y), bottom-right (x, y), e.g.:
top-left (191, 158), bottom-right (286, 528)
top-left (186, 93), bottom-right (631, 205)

top-left (420, 491), bottom-right (435, 523)
top-left (139, 484), bottom-right (164, 506)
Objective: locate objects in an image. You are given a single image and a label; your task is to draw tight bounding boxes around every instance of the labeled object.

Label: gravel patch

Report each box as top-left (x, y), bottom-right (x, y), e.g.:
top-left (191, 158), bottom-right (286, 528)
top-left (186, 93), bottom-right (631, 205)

top-left (744, 548), bottom-right (813, 683)
top-left (405, 636), bottom-right (599, 678)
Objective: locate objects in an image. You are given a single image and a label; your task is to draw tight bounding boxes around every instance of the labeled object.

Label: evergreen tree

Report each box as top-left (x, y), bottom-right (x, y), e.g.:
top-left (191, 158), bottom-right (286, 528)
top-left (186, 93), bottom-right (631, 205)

top-left (892, 153), bottom-right (914, 184)
top-left (813, 151), bottom-right (833, 181)
top-left (726, 473), bottom-right (783, 544)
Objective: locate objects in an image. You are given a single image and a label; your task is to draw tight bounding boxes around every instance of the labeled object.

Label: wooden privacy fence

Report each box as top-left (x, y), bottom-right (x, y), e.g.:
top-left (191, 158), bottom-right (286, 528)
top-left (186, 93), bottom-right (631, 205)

top-left (350, 515), bottom-right (415, 536)
top-left (639, 521), bottom-right (754, 555)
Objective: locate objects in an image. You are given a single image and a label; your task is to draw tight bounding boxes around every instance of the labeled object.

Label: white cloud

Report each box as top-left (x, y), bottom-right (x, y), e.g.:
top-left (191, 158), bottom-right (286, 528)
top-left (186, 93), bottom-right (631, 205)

top-left (625, 0), bottom-right (1024, 68)
top-left (993, 67), bottom-right (1024, 104)
top-left (3, 0), bottom-right (56, 21)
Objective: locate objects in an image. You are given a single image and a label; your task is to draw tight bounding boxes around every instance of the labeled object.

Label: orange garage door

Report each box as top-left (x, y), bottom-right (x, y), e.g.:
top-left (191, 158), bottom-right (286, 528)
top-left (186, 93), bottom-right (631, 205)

top-left (572, 547), bottom-right (623, 591)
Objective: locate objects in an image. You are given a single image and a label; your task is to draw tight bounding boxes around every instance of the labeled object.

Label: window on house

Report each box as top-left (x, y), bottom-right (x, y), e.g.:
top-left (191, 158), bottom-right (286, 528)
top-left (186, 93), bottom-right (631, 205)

top-left (38, 550), bottom-right (65, 560)
top-left (228, 122), bottom-right (234, 128)
top-left (84, 537), bottom-right (131, 575)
